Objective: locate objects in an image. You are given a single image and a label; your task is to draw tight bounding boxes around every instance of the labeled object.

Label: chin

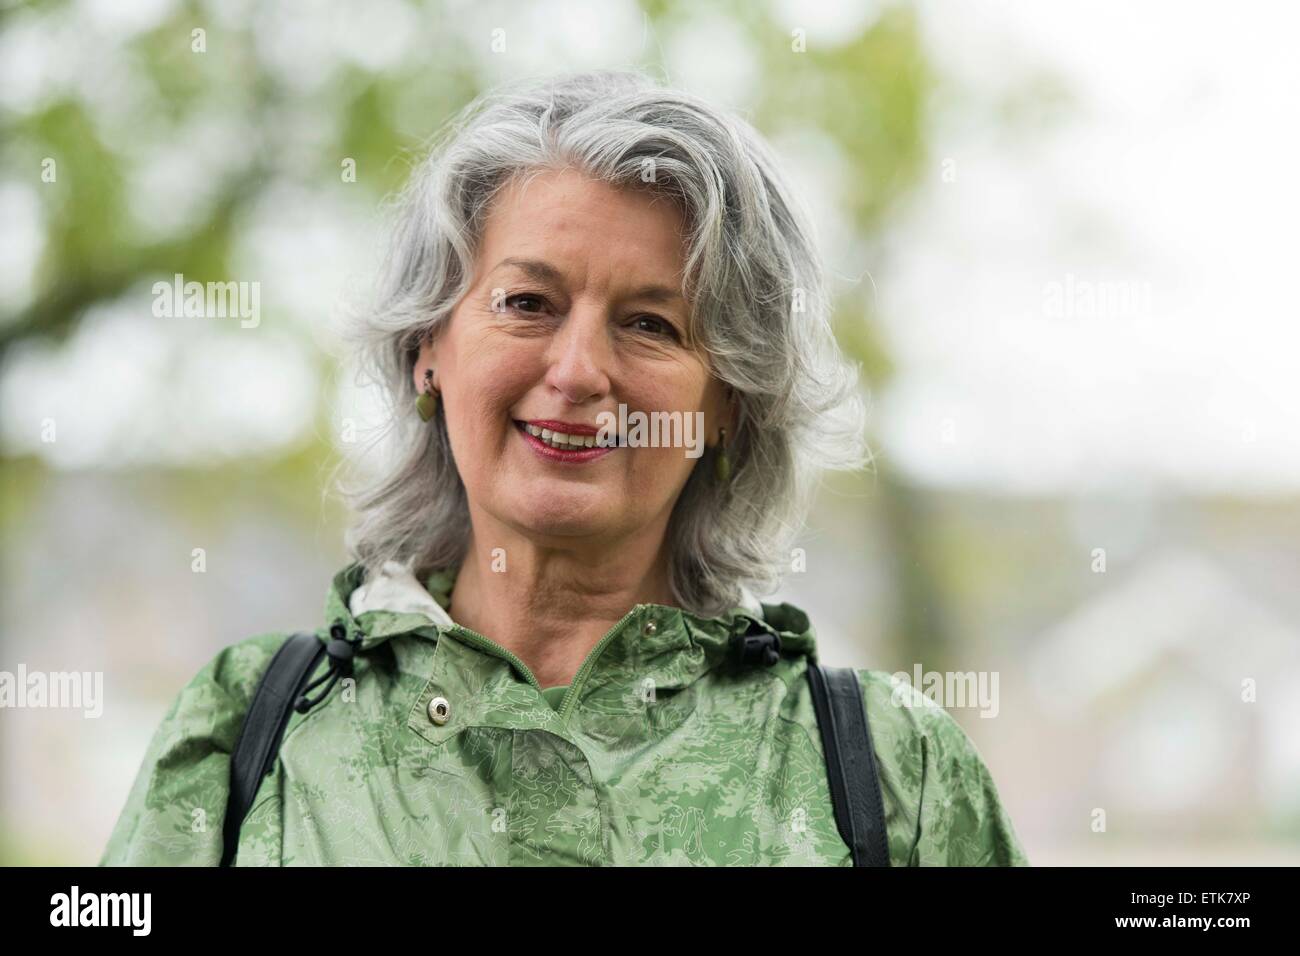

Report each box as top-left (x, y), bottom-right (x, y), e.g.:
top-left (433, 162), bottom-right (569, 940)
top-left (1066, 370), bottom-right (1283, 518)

top-left (512, 513), bottom-right (616, 542)
top-left (502, 488), bottom-right (615, 537)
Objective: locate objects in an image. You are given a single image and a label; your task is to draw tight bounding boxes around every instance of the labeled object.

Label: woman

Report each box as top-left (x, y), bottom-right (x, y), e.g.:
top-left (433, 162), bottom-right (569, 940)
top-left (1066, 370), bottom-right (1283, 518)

top-left (101, 71), bottom-right (1027, 866)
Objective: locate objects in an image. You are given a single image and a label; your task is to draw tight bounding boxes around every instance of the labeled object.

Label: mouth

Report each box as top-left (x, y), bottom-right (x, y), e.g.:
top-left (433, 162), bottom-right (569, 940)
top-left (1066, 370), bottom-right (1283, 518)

top-left (513, 419), bottom-right (621, 462)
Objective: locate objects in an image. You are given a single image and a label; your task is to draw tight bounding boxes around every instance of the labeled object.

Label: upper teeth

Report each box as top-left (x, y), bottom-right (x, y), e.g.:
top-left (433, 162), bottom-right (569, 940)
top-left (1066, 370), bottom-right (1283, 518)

top-left (526, 424), bottom-right (607, 449)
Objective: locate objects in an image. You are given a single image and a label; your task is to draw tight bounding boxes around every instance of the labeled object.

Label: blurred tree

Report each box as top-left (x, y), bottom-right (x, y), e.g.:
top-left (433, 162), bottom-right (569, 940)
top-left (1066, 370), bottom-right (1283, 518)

top-left (0, 0), bottom-right (947, 662)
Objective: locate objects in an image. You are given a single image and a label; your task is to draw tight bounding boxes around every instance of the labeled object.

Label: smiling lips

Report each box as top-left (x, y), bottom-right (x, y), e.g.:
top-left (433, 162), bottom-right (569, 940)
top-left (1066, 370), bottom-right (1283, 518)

top-left (514, 419), bottom-right (619, 461)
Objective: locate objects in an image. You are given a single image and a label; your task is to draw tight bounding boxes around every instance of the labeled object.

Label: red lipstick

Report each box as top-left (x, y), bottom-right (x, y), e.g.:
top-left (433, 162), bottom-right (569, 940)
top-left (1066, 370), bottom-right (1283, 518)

top-left (523, 419), bottom-right (602, 436)
top-left (513, 419), bottom-right (619, 463)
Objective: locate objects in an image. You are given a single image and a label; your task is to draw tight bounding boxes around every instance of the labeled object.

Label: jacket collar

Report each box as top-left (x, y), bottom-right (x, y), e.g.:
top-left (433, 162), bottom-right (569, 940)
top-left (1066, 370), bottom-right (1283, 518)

top-left (323, 559), bottom-right (818, 704)
top-left (349, 560), bottom-right (455, 628)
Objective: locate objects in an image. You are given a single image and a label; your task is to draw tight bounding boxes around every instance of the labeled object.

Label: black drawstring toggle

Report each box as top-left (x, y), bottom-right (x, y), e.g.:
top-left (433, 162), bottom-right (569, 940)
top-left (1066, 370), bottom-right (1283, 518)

top-left (731, 623), bottom-right (782, 667)
top-left (294, 621), bottom-right (362, 714)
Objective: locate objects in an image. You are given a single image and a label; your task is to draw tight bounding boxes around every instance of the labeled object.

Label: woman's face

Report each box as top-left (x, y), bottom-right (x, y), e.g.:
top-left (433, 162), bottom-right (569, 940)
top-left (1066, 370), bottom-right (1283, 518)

top-left (415, 167), bottom-right (733, 548)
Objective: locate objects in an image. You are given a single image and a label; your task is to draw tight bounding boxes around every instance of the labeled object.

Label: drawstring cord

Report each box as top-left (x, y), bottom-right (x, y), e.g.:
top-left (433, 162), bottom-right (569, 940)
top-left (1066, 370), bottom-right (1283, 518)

top-left (294, 621), bottom-right (362, 714)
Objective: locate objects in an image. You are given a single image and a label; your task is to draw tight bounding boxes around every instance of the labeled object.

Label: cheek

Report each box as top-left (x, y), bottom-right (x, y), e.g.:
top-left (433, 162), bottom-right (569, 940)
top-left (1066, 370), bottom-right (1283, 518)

top-left (626, 380), bottom-right (711, 488)
top-left (450, 337), bottom-right (536, 418)
top-left (617, 447), bottom-right (700, 516)
top-left (440, 349), bottom-right (534, 479)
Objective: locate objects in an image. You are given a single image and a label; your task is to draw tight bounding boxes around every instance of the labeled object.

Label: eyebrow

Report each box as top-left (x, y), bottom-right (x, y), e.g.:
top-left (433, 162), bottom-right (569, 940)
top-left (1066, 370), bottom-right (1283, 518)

top-left (492, 257), bottom-right (685, 305)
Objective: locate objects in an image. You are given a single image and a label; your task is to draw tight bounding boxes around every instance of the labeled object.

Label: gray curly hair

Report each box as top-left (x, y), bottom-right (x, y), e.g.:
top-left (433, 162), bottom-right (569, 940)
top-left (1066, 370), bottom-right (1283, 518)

top-left (336, 69), bottom-right (869, 618)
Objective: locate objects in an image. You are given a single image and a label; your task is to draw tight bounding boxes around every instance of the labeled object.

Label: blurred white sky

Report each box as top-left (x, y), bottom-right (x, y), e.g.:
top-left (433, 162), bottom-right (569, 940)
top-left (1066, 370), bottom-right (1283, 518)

top-left (2, 0), bottom-right (1297, 494)
top-left (876, 0), bottom-right (1300, 495)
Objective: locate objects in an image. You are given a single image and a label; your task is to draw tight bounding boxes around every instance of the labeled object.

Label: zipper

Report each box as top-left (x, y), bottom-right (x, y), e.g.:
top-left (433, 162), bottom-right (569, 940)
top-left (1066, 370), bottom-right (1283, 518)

top-left (556, 604), bottom-right (641, 723)
top-left (443, 605), bottom-right (645, 722)
top-left (444, 624), bottom-right (545, 693)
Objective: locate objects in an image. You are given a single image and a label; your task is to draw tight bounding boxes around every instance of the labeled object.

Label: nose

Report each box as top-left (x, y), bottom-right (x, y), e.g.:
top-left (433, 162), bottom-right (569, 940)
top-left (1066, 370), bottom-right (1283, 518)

top-left (543, 301), bottom-right (613, 405)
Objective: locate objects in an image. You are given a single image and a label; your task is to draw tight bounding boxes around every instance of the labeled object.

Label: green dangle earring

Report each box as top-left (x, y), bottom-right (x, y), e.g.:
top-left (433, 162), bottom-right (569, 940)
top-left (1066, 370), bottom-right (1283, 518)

top-left (416, 368), bottom-right (439, 422)
top-left (714, 426), bottom-right (732, 484)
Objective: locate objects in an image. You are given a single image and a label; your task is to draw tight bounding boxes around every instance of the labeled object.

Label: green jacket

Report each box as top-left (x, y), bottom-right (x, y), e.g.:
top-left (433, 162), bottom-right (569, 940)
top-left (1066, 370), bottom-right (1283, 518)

top-left (101, 561), bottom-right (1029, 866)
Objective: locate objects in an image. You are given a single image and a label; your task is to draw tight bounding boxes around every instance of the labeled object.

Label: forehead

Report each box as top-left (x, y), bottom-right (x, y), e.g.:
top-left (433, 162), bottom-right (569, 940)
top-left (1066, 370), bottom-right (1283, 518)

top-left (477, 167), bottom-right (689, 280)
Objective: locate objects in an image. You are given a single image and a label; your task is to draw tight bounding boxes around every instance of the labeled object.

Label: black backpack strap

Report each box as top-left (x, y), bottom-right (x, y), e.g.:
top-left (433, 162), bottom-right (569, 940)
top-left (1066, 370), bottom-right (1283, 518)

top-left (221, 632), bottom-right (326, 867)
top-left (807, 663), bottom-right (891, 867)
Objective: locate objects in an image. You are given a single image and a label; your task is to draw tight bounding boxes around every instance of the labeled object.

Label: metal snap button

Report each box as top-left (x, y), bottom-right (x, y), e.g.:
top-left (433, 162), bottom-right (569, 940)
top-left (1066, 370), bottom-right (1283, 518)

top-left (427, 695), bottom-right (451, 725)
top-left (643, 618), bottom-right (658, 636)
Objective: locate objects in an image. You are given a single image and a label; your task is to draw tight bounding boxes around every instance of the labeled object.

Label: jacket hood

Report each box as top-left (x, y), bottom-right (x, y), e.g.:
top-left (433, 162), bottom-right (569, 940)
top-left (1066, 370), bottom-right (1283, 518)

top-left (321, 559), bottom-right (819, 676)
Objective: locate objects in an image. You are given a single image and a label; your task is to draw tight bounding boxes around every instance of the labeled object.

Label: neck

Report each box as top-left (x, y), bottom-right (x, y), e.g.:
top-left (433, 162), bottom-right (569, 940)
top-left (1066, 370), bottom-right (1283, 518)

top-left (447, 510), bottom-right (676, 688)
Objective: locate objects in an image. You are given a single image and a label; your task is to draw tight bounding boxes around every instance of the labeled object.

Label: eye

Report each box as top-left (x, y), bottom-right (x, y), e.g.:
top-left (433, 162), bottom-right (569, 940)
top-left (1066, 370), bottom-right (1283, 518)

top-left (631, 314), bottom-right (678, 339)
top-left (505, 293), bottom-right (549, 314)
